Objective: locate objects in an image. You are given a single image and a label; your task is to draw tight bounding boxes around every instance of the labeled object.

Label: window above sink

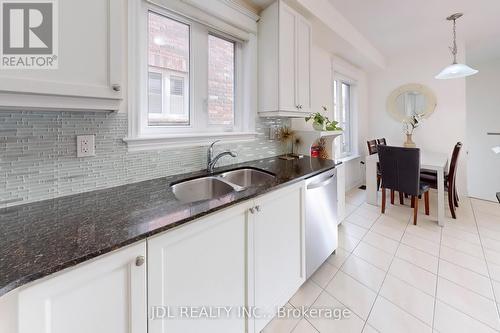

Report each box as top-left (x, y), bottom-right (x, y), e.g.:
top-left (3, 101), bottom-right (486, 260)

top-left (125, 0), bottom-right (259, 151)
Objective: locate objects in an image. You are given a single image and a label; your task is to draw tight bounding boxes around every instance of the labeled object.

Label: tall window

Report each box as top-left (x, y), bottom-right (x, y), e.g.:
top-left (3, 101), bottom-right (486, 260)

top-left (333, 79), bottom-right (352, 157)
top-left (146, 10), bottom-right (239, 132)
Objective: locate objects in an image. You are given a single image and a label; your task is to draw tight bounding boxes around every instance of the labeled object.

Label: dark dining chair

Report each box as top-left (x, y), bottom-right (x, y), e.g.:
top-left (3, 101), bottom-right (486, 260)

top-left (377, 138), bottom-right (387, 146)
top-left (420, 142), bottom-right (462, 219)
top-left (378, 145), bottom-right (430, 225)
top-left (367, 140), bottom-right (382, 190)
top-left (367, 140), bottom-right (378, 155)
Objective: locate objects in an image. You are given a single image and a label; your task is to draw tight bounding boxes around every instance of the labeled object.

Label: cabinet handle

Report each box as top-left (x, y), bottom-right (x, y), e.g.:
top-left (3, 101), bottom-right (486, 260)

top-left (112, 84), bottom-right (121, 92)
top-left (135, 255), bottom-right (145, 267)
top-left (249, 207), bottom-right (255, 214)
top-left (255, 205), bottom-right (261, 212)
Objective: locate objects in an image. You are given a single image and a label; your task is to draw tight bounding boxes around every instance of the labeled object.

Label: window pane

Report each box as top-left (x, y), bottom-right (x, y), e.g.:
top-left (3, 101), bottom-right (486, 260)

top-left (148, 72), bottom-right (162, 114)
top-left (169, 76), bottom-right (185, 115)
top-left (148, 12), bottom-right (189, 126)
top-left (341, 82), bottom-right (351, 155)
top-left (208, 35), bottom-right (235, 126)
top-left (333, 80), bottom-right (352, 157)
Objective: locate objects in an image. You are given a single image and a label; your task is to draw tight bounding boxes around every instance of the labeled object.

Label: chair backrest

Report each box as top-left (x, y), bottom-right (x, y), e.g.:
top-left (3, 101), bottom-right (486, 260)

top-left (378, 145), bottom-right (421, 196)
top-left (377, 138), bottom-right (387, 146)
top-left (448, 142), bottom-right (463, 184)
top-left (367, 140), bottom-right (378, 155)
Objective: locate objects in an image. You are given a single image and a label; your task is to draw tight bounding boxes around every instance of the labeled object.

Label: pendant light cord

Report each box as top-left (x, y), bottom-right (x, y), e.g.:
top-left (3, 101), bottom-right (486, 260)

top-left (450, 18), bottom-right (458, 64)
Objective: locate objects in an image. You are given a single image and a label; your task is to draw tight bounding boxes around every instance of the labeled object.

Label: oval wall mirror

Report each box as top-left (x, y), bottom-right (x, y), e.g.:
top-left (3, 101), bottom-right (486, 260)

top-left (386, 83), bottom-right (437, 122)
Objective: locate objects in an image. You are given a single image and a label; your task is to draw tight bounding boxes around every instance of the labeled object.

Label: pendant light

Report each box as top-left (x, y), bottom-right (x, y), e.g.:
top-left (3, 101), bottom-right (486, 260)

top-left (435, 13), bottom-right (478, 79)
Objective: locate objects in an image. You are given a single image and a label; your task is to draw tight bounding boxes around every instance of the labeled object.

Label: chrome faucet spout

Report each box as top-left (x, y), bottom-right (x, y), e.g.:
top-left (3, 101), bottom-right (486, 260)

top-left (206, 140), bottom-right (237, 173)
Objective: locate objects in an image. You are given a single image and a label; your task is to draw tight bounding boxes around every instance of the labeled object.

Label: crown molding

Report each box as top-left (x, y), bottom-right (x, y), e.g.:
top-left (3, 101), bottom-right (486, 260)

top-left (219, 0), bottom-right (260, 21)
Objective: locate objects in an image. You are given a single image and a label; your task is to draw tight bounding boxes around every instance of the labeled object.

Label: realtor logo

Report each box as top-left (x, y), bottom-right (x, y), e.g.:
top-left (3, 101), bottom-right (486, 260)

top-left (1, 0), bottom-right (58, 69)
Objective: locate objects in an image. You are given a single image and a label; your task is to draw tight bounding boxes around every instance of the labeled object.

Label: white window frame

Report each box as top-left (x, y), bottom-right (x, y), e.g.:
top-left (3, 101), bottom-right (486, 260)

top-left (333, 73), bottom-right (355, 159)
top-left (125, 0), bottom-right (258, 152)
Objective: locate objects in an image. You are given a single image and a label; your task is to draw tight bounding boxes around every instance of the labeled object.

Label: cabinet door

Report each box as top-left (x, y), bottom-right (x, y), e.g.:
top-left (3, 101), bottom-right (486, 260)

top-left (296, 15), bottom-right (311, 113)
top-left (278, 2), bottom-right (297, 112)
top-left (0, 0), bottom-right (122, 111)
top-left (148, 202), bottom-right (251, 333)
top-left (17, 242), bottom-right (147, 333)
top-left (252, 183), bottom-right (305, 332)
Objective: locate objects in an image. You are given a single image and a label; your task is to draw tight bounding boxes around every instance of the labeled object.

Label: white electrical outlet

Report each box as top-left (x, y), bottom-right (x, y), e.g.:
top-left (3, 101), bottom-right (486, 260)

top-left (77, 135), bottom-right (96, 157)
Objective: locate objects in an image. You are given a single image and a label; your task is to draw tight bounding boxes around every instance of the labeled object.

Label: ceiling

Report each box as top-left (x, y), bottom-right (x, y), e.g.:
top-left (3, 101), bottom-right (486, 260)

top-left (328, 0), bottom-right (500, 64)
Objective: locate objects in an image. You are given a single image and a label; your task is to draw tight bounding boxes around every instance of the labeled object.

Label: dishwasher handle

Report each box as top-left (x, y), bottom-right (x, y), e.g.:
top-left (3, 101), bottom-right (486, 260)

top-left (307, 174), bottom-right (336, 190)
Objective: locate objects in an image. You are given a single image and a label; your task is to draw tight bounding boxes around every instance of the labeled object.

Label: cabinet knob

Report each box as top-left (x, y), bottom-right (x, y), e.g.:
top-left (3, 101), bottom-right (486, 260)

top-left (249, 207), bottom-right (255, 214)
top-left (112, 84), bottom-right (121, 92)
top-left (255, 205), bottom-right (261, 212)
top-left (135, 255), bottom-right (145, 266)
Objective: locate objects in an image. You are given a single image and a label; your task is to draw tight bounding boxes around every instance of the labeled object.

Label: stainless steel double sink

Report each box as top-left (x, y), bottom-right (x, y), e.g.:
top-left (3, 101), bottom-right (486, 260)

top-left (171, 168), bottom-right (276, 203)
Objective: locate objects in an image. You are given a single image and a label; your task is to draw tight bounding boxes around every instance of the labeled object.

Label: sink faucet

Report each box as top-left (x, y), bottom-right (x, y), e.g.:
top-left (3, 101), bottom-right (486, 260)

top-left (207, 140), bottom-right (237, 173)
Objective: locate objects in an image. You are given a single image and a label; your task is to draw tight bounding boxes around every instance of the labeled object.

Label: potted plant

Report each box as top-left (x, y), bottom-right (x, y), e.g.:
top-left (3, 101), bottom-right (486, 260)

top-left (402, 114), bottom-right (423, 147)
top-left (305, 106), bottom-right (343, 131)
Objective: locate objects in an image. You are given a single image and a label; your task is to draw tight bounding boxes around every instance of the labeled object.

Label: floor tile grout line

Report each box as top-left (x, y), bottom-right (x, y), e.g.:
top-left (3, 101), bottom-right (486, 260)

top-left (441, 229), bottom-right (483, 246)
top-left (287, 285), bottom-right (322, 333)
top-left (377, 293), bottom-right (435, 328)
top-left (325, 289), bottom-right (372, 322)
top-left (445, 222), bottom-right (485, 237)
top-left (403, 230), bottom-right (442, 244)
top-left (337, 254), bottom-right (386, 292)
top-left (431, 222), bottom-right (443, 331)
top-left (438, 256), bottom-right (491, 280)
top-left (435, 294), bottom-right (500, 331)
top-left (470, 198), bottom-right (500, 325)
top-left (440, 242), bottom-right (486, 260)
top-left (436, 274), bottom-right (498, 306)
top-left (397, 238), bottom-right (440, 258)
top-left (303, 262), bottom-right (357, 333)
top-left (393, 252), bottom-right (438, 275)
top-left (358, 199), bottom-right (412, 332)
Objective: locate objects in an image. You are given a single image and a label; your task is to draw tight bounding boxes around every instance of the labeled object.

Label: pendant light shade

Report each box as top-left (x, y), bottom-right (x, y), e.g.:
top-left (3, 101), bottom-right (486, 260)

top-left (435, 13), bottom-right (478, 80)
top-left (435, 63), bottom-right (479, 79)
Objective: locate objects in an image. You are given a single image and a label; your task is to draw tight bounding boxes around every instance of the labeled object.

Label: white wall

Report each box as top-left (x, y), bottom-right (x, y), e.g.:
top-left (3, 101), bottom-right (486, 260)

top-left (466, 58), bottom-right (500, 201)
top-left (367, 47), bottom-right (468, 195)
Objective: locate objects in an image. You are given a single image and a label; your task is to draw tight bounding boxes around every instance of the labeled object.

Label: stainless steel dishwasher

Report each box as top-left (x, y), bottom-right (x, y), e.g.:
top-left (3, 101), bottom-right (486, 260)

top-left (305, 168), bottom-right (338, 278)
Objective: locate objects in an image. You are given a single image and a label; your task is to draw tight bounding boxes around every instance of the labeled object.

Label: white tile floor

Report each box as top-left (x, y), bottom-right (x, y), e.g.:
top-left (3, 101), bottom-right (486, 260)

top-left (262, 188), bottom-right (500, 333)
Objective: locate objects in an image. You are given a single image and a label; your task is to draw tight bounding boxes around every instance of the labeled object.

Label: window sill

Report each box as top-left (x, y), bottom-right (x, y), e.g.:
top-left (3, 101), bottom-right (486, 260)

top-left (337, 154), bottom-right (361, 163)
top-left (123, 132), bottom-right (259, 152)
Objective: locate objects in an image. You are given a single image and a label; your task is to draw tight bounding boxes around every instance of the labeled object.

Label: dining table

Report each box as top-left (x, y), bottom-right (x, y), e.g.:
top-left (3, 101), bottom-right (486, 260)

top-left (366, 150), bottom-right (449, 226)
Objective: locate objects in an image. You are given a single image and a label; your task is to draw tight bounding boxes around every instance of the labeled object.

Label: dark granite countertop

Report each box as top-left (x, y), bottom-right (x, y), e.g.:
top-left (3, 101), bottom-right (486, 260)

top-left (0, 156), bottom-right (338, 297)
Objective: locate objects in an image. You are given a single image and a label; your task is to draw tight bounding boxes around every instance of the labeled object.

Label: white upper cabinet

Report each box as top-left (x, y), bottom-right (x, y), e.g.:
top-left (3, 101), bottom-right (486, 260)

top-left (258, 1), bottom-right (311, 117)
top-left (16, 242), bottom-right (147, 333)
top-left (0, 0), bottom-right (123, 112)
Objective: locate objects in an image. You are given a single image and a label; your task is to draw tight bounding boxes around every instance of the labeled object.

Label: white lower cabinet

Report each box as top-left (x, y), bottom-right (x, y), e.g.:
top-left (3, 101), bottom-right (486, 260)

top-left (147, 182), bottom-right (305, 333)
top-left (251, 183), bottom-right (306, 332)
top-left (3, 182), bottom-right (306, 333)
top-left (16, 242), bottom-right (147, 333)
top-left (147, 201), bottom-right (252, 333)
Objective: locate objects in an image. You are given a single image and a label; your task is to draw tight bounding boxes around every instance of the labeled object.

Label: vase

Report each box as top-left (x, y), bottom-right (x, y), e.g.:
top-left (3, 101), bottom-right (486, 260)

top-left (312, 122), bottom-right (324, 131)
top-left (404, 134), bottom-right (416, 148)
